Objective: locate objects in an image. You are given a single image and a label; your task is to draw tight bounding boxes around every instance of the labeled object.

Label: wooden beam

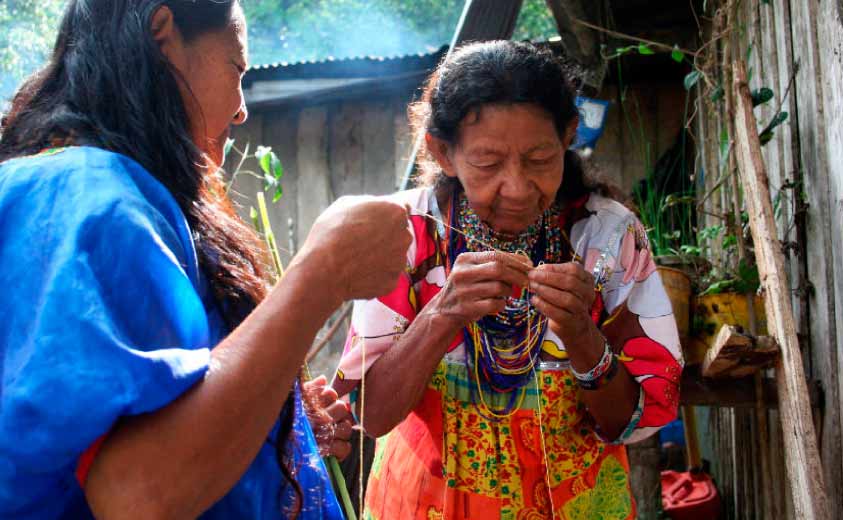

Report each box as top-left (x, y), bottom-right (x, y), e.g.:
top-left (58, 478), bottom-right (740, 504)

top-left (732, 59), bottom-right (830, 520)
top-left (702, 324), bottom-right (780, 379)
top-left (680, 366), bottom-right (821, 409)
top-left (544, 0), bottom-right (606, 89)
top-left (449, 0), bottom-right (525, 45)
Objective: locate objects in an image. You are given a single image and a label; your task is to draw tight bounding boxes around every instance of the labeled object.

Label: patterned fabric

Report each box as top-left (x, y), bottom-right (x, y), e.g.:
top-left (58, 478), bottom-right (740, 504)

top-left (337, 188), bottom-right (683, 519)
top-left (0, 147), bottom-right (342, 519)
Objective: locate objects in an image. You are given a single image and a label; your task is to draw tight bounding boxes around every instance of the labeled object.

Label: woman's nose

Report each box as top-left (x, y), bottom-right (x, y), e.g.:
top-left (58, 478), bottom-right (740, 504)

top-left (233, 103), bottom-right (248, 126)
top-left (499, 164), bottom-right (533, 200)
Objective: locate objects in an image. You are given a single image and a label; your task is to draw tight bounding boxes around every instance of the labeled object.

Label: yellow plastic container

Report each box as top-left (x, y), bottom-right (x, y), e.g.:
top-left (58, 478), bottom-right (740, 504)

top-left (685, 293), bottom-right (767, 365)
top-left (657, 266), bottom-right (692, 341)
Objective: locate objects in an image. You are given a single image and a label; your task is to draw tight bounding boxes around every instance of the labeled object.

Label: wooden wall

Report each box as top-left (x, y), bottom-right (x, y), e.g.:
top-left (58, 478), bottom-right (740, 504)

top-left (696, 1), bottom-right (843, 517)
top-left (225, 82), bottom-right (684, 374)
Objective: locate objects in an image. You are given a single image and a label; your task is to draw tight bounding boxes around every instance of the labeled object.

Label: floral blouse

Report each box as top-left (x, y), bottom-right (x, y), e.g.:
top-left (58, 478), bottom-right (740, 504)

top-left (336, 187), bottom-right (683, 520)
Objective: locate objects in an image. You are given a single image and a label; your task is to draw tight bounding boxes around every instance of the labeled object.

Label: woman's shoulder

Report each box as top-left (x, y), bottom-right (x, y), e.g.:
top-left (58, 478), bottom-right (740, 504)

top-left (1, 146), bottom-right (167, 203)
top-left (385, 186), bottom-right (436, 212)
top-left (0, 146), bottom-right (187, 233)
top-left (583, 192), bottom-right (637, 224)
top-left (569, 193), bottom-right (643, 254)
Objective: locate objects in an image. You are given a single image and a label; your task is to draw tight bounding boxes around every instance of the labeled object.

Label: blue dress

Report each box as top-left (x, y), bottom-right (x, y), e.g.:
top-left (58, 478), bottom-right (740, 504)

top-left (0, 147), bottom-right (342, 519)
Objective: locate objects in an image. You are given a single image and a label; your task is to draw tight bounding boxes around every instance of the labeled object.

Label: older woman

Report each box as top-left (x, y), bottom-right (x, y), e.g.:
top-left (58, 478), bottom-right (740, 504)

top-left (0, 1), bottom-right (411, 518)
top-left (333, 41), bottom-right (683, 519)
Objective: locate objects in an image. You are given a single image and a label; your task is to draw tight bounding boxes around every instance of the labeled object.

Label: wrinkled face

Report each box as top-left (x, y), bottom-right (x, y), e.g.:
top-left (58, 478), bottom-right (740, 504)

top-left (158, 4), bottom-right (249, 167)
top-left (431, 103), bottom-right (576, 235)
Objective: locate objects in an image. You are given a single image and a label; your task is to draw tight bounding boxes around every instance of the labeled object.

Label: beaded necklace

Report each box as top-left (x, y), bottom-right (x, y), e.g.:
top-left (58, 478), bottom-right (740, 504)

top-left (447, 191), bottom-right (565, 420)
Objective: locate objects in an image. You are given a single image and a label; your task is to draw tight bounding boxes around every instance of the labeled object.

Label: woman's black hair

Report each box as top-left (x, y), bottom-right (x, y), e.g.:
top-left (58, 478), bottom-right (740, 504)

top-left (410, 40), bottom-right (602, 202)
top-left (0, 0), bottom-right (303, 514)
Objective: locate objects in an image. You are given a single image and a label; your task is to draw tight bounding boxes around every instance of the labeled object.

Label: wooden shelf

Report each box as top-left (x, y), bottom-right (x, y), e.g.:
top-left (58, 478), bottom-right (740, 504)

top-left (680, 365), bottom-right (822, 409)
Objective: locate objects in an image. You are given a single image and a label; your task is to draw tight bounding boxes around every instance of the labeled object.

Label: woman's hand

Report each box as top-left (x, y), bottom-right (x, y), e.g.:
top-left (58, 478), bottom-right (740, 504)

top-left (295, 196), bottom-right (413, 303)
top-left (528, 262), bottom-right (600, 351)
top-left (303, 376), bottom-right (354, 461)
top-left (426, 251), bottom-right (532, 332)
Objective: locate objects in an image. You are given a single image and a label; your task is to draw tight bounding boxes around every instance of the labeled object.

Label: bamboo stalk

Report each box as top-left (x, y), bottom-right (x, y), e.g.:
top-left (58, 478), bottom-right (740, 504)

top-left (732, 59), bottom-right (830, 520)
top-left (256, 192), bottom-right (357, 519)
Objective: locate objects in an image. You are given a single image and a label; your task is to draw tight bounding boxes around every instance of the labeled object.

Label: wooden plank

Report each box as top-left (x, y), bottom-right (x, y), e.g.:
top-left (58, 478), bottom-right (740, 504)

top-left (262, 109), bottom-right (301, 263)
top-left (680, 365), bottom-right (820, 408)
top-left (789, 1), bottom-right (843, 514)
top-left (329, 102), bottom-right (364, 197)
top-left (627, 435), bottom-right (661, 519)
top-left (594, 86), bottom-right (625, 189)
top-left (815, 2), bottom-right (843, 511)
top-left (296, 106), bottom-right (334, 247)
top-left (393, 99), bottom-right (412, 190)
top-left (732, 59), bottom-right (830, 519)
top-left (361, 101), bottom-right (397, 196)
top-left (702, 325), bottom-right (779, 378)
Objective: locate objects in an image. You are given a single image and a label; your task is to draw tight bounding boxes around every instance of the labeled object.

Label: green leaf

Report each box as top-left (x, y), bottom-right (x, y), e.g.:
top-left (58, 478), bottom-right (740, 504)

top-left (638, 44), bottom-right (655, 55)
top-left (722, 234), bottom-right (738, 249)
top-left (663, 194), bottom-right (696, 209)
top-left (249, 206), bottom-right (260, 233)
top-left (701, 279), bottom-right (738, 295)
top-left (735, 259), bottom-right (760, 293)
top-left (680, 245), bottom-right (702, 256)
top-left (256, 146), bottom-right (273, 176)
top-left (751, 87), bottom-right (774, 107)
top-left (223, 138), bottom-right (235, 160)
top-left (684, 70), bottom-right (702, 90)
top-left (671, 45), bottom-right (685, 63)
top-left (710, 85), bottom-right (725, 102)
top-left (256, 146), bottom-right (284, 200)
top-left (759, 111), bottom-right (789, 145)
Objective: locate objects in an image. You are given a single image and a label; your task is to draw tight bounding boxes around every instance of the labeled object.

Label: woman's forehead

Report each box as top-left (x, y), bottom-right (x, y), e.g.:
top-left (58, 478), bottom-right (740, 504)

top-left (458, 104), bottom-right (559, 149)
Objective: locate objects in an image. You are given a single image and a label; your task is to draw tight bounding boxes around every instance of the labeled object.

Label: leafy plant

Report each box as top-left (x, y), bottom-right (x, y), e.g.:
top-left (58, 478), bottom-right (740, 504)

top-left (225, 139), bottom-right (284, 203)
top-left (694, 224), bottom-right (760, 295)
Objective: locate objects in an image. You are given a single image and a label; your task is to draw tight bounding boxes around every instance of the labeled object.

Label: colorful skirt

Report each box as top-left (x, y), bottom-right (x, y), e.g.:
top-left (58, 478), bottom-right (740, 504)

top-left (363, 362), bottom-right (636, 520)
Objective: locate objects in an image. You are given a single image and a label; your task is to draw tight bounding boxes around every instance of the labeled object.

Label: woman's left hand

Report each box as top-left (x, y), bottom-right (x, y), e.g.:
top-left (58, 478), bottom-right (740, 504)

top-left (528, 262), bottom-right (599, 348)
top-left (303, 376), bottom-right (354, 461)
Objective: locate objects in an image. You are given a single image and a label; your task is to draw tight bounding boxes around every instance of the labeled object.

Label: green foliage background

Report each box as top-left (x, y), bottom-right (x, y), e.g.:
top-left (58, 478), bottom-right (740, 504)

top-left (0, 0), bottom-right (558, 104)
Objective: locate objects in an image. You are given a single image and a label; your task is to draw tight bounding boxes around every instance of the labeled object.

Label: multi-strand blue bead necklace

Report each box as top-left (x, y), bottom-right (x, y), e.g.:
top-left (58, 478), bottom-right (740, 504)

top-left (446, 191), bottom-right (565, 420)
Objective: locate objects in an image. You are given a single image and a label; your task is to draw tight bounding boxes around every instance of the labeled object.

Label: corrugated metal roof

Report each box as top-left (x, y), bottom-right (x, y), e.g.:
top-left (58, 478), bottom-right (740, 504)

top-left (243, 46), bottom-right (449, 87)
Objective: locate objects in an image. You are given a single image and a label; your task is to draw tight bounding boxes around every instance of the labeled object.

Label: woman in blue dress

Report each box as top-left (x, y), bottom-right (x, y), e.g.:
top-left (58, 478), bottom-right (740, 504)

top-left (0, 1), bottom-right (411, 518)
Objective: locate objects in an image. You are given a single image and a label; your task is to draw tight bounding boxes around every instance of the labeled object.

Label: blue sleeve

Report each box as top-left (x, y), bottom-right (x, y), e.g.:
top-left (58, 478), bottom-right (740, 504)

top-left (0, 149), bottom-right (212, 513)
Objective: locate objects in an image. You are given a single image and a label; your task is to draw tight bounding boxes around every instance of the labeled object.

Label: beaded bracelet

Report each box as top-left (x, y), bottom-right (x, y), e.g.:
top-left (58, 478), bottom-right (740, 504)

top-left (576, 355), bottom-right (619, 391)
top-left (571, 339), bottom-right (619, 391)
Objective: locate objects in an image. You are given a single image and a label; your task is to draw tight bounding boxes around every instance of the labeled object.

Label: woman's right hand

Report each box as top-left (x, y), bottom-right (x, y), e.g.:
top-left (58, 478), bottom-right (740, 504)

top-left (426, 251), bottom-right (533, 331)
top-left (296, 196), bottom-right (413, 302)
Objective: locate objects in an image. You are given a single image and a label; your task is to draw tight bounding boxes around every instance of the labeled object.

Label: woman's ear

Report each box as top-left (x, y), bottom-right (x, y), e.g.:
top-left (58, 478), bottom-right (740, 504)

top-left (425, 133), bottom-right (458, 178)
top-left (562, 116), bottom-right (579, 150)
top-left (150, 6), bottom-right (184, 68)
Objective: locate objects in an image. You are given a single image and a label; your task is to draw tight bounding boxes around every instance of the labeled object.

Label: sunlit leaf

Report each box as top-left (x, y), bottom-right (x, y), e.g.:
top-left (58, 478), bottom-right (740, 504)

top-left (684, 70), bottom-right (701, 90)
top-left (638, 44), bottom-right (655, 55)
top-left (671, 45), bottom-right (685, 63)
top-left (223, 138), bottom-right (235, 160)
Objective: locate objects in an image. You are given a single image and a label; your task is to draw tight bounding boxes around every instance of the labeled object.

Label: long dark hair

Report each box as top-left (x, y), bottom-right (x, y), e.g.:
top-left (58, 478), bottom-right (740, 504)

top-left (0, 0), bottom-right (303, 514)
top-left (410, 40), bottom-right (608, 202)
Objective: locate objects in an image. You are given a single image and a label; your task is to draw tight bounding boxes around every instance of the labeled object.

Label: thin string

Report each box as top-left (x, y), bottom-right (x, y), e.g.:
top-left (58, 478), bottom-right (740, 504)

top-left (534, 366), bottom-right (557, 518)
top-left (359, 336), bottom-right (366, 516)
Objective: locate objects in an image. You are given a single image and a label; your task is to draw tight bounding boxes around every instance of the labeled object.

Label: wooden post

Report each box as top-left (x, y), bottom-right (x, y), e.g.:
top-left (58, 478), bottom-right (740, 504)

top-left (732, 59), bottom-right (830, 520)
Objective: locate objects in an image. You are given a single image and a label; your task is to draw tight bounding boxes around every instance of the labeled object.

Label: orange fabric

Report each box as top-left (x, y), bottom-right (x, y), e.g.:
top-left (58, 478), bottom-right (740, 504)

top-left (363, 365), bottom-right (637, 520)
